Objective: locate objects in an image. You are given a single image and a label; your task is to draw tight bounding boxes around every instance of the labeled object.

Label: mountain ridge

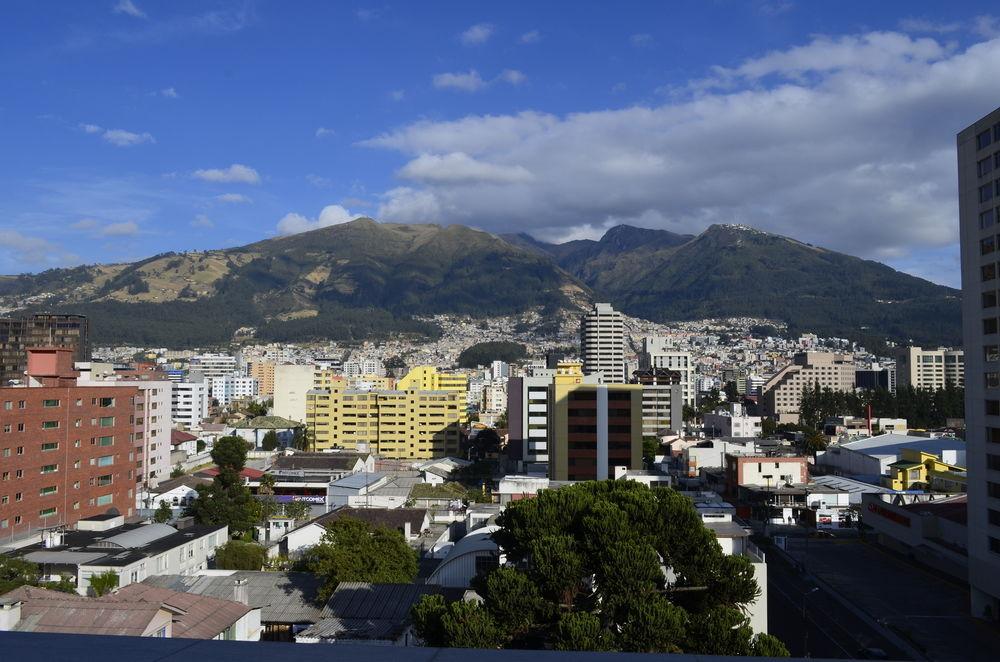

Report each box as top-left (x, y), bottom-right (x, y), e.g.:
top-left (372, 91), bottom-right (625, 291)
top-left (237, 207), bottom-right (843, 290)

top-left (0, 219), bottom-right (959, 347)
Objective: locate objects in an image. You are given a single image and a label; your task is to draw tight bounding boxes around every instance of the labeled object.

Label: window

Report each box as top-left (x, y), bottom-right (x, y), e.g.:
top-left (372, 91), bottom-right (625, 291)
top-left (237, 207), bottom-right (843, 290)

top-left (39, 507), bottom-right (57, 518)
top-left (96, 455), bottom-right (114, 467)
top-left (985, 318), bottom-right (998, 335)
top-left (989, 400), bottom-right (1000, 416)
top-left (95, 494), bottom-right (113, 506)
top-left (42, 399), bottom-right (59, 408)
top-left (39, 485), bottom-right (57, 496)
top-left (16, 446), bottom-right (23, 455)
top-left (983, 236), bottom-right (996, 255)
top-left (991, 509), bottom-right (1000, 526)
top-left (99, 397), bottom-right (115, 407)
top-left (991, 537), bottom-right (1000, 555)
top-left (983, 209), bottom-right (997, 230)
top-left (99, 416), bottom-right (115, 427)
top-left (41, 420), bottom-right (59, 430)
top-left (985, 291), bottom-right (998, 309)
top-left (15, 492), bottom-right (22, 502)
top-left (981, 157), bottom-right (996, 178)
top-left (18, 401), bottom-right (24, 409)
top-left (2, 401), bottom-right (9, 410)
top-left (40, 464), bottom-right (58, 474)
top-left (983, 184), bottom-right (996, 204)
top-left (41, 442), bottom-right (58, 452)
top-left (979, 129), bottom-right (993, 150)
top-left (97, 436), bottom-right (114, 447)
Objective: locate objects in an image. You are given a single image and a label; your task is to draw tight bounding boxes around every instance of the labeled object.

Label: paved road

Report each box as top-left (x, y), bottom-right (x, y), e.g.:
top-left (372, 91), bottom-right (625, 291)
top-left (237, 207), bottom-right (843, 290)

top-left (767, 541), bottom-right (909, 659)
top-left (781, 535), bottom-right (1000, 662)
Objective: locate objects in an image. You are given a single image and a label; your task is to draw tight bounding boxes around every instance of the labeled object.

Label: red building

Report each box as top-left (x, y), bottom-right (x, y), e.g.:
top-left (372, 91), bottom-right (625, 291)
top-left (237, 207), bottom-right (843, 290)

top-left (0, 348), bottom-right (140, 539)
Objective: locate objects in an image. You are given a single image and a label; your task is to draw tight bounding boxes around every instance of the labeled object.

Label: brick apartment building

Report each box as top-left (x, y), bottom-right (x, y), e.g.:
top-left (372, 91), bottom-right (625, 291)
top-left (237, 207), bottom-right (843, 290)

top-left (0, 348), bottom-right (139, 539)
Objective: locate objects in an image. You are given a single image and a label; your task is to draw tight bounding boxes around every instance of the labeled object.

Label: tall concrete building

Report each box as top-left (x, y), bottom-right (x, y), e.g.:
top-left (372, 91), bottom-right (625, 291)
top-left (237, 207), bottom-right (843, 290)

top-left (248, 361), bottom-right (276, 397)
top-left (188, 354), bottom-right (237, 380)
top-left (580, 303), bottom-right (626, 383)
top-left (760, 352), bottom-right (856, 422)
top-left (630, 368), bottom-right (684, 437)
top-left (894, 346), bottom-right (965, 390)
top-left (958, 106), bottom-right (1000, 620)
top-left (0, 314), bottom-right (89, 385)
top-left (638, 337), bottom-right (695, 406)
top-left (171, 377), bottom-right (209, 430)
top-left (272, 364), bottom-right (315, 424)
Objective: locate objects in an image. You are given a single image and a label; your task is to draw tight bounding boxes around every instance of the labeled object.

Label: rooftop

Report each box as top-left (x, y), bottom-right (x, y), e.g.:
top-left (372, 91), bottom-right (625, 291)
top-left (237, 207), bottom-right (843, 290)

top-left (839, 433), bottom-right (965, 457)
top-left (310, 507), bottom-right (428, 535)
top-left (230, 416), bottom-right (303, 430)
top-left (298, 582), bottom-right (446, 642)
top-left (106, 584), bottom-right (251, 639)
top-left (271, 453), bottom-right (367, 472)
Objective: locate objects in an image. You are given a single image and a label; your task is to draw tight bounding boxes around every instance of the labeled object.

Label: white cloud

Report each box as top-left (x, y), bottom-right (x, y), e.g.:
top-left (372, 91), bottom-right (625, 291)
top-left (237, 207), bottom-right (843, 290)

top-left (974, 15), bottom-right (1000, 38)
top-left (399, 153), bottom-right (533, 184)
top-left (306, 174), bottom-right (333, 188)
top-left (215, 193), bottom-right (251, 204)
top-left (101, 129), bottom-right (155, 147)
top-left (0, 230), bottom-right (77, 269)
top-left (191, 214), bottom-right (214, 228)
top-left (519, 30), bottom-right (540, 44)
top-left (315, 127), bottom-right (336, 138)
top-left (898, 18), bottom-right (962, 34)
top-left (364, 30), bottom-right (1000, 285)
top-left (498, 69), bottom-right (527, 85)
top-left (193, 163), bottom-right (260, 184)
top-left (433, 70), bottom-right (486, 92)
top-left (71, 218), bottom-right (100, 230)
top-left (113, 0), bottom-right (145, 19)
top-left (630, 33), bottom-right (654, 48)
top-left (159, 87), bottom-right (178, 98)
top-left (460, 23), bottom-right (493, 46)
top-left (390, 89), bottom-right (405, 101)
top-left (79, 123), bottom-right (155, 146)
top-left (99, 221), bottom-right (139, 236)
top-left (276, 205), bottom-right (360, 235)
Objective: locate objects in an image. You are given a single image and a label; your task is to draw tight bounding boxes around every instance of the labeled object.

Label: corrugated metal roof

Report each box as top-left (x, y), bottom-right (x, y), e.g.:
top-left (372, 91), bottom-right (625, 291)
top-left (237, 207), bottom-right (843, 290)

top-left (298, 583), bottom-right (441, 641)
top-left (141, 572), bottom-right (323, 624)
top-left (109, 584), bottom-right (250, 639)
top-left (91, 524), bottom-right (177, 549)
top-left (22, 551), bottom-right (107, 565)
top-left (1, 586), bottom-right (163, 636)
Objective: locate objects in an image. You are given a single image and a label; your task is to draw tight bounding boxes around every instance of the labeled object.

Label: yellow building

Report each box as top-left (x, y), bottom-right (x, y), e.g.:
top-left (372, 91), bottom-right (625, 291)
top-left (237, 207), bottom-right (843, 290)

top-left (248, 361), bottom-right (276, 397)
top-left (305, 385), bottom-right (465, 459)
top-left (397, 366), bottom-right (468, 394)
top-left (885, 448), bottom-right (967, 492)
top-left (348, 374), bottom-right (396, 390)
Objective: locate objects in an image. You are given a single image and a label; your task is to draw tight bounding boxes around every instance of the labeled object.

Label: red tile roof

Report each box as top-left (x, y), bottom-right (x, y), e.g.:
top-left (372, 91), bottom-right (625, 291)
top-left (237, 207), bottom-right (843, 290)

top-left (170, 430), bottom-right (198, 445)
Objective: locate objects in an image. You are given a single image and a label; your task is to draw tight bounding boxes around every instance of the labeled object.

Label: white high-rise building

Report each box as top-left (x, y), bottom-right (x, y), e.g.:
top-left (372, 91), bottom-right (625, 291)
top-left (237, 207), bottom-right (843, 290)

top-left (580, 303), bottom-right (626, 383)
top-left (639, 337), bottom-right (695, 407)
top-left (273, 364), bottom-right (315, 424)
top-left (171, 377), bottom-right (209, 429)
top-left (210, 374), bottom-right (259, 407)
top-left (959, 106), bottom-right (1000, 620)
top-left (189, 353), bottom-right (237, 379)
top-left (894, 346), bottom-right (965, 390)
top-left (343, 357), bottom-right (384, 378)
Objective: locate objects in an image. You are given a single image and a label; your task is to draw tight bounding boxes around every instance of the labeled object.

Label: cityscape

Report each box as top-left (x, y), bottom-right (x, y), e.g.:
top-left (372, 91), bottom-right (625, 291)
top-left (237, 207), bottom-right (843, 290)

top-left (2, 2), bottom-right (1000, 661)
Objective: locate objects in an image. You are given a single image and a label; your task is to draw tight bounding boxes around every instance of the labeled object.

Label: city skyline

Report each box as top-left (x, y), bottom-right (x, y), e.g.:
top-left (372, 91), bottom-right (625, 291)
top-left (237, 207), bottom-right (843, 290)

top-left (4, 2), bottom-right (1000, 287)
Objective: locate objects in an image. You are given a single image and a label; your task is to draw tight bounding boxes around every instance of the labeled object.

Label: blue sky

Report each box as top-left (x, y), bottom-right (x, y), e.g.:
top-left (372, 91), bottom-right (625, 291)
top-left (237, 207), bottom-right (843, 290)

top-left (3, 1), bottom-right (1000, 288)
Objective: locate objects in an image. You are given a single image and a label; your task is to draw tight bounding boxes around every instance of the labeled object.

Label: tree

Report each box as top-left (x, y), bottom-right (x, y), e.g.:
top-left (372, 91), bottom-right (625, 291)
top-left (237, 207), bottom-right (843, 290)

top-left (297, 517), bottom-right (418, 603)
top-left (761, 417), bottom-right (777, 437)
top-left (0, 557), bottom-right (40, 594)
top-left (413, 480), bottom-right (782, 655)
top-left (89, 570), bottom-right (119, 597)
top-left (642, 436), bottom-right (661, 467)
top-left (457, 341), bottom-right (527, 369)
top-left (244, 400), bottom-right (269, 418)
top-left (187, 435), bottom-right (260, 536)
top-left (496, 409), bottom-right (507, 430)
top-left (196, 439), bottom-right (206, 453)
top-left (153, 500), bottom-right (173, 523)
top-left (723, 381), bottom-right (739, 403)
top-left (40, 574), bottom-right (77, 594)
top-left (261, 430), bottom-right (279, 451)
top-left (801, 429), bottom-right (828, 460)
top-left (215, 540), bottom-right (267, 570)
top-left (171, 464), bottom-right (185, 478)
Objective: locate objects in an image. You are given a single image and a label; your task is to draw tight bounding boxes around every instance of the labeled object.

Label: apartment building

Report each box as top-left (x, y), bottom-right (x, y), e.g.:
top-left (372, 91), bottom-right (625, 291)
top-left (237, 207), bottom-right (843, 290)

top-left (343, 357), bottom-right (385, 378)
top-left (580, 303), bottom-right (626, 383)
top-left (209, 374), bottom-right (259, 407)
top-left (305, 385), bottom-right (465, 459)
top-left (0, 348), bottom-right (139, 539)
top-left (272, 364), bottom-right (315, 424)
top-left (638, 337), bottom-right (695, 406)
top-left (396, 366), bottom-right (468, 393)
top-left (547, 362), bottom-right (643, 481)
top-left (188, 354), bottom-right (237, 379)
top-left (760, 352), bottom-right (856, 421)
top-left (894, 346), bottom-right (965, 390)
top-left (630, 368), bottom-right (684, 437)
top-left (958, 105), bottom-right (1000, 620)
top-left (704, 403), bottom-right (763, 438)
top-left (171, 378), bottom-right (209, 430)
top-left (247, 361), bottom-right (276, 397)
top-left (0, 314), bottom-right (89, 385)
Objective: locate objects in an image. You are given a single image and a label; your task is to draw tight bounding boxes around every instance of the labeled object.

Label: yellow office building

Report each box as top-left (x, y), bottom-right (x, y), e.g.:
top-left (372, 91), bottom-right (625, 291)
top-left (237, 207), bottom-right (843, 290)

top-left (305, 384), bottom-right (465, 459)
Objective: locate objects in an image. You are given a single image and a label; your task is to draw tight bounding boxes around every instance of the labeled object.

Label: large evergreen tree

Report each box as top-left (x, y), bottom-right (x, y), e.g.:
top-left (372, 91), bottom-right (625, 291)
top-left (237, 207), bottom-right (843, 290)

top-left (187, 435), bottom-right (260, 537)
top-left (412, 480), bottom-right (787, 656)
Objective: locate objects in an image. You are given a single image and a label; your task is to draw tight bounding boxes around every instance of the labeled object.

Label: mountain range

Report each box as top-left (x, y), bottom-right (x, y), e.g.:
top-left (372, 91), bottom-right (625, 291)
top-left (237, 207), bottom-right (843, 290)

top-left (0, 219), bottom-right (959, 347)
